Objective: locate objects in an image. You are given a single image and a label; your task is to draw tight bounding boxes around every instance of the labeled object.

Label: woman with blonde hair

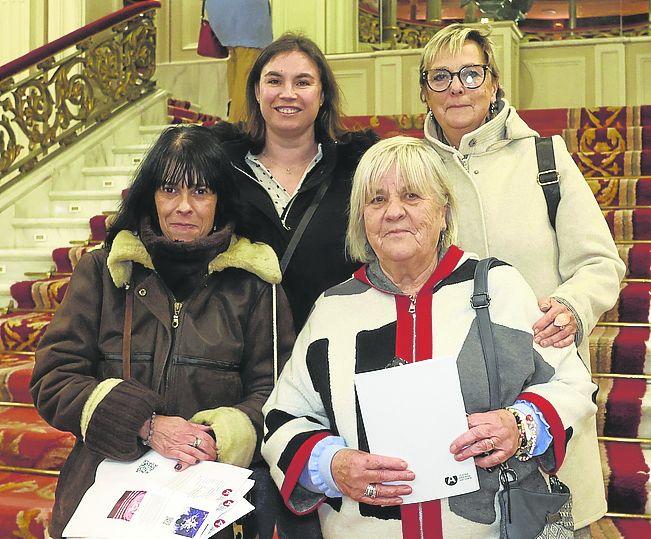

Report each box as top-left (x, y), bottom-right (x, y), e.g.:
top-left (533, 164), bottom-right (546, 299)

top-left (418, 24), bottom-right (624, 534)
top-left (262, 136), bottom-right (596, 538)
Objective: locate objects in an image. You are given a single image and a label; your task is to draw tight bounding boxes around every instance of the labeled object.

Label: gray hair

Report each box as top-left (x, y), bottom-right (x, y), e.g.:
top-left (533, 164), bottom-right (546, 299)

top-left (346, 136), bottom-right (458, 263)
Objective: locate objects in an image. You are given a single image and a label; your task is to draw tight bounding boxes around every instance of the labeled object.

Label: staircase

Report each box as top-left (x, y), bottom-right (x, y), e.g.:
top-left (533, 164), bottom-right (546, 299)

top-left (0, 103), bottom-right (649, 537)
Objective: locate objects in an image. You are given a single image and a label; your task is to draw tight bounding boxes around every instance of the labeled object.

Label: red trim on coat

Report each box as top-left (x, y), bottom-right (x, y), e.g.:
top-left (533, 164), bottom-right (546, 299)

top-left (355, 246), bottom-right (465, 537)
top-left (395, 295), bottom-right (414, 361)
top-left (353, 265), bottom-right (370, 284)
top-left (280, 431), bottom-right (330, 515)
top-left (393, 248), bottom-right (463, 538)
top-left (518, 391), bottom-right (566, 473)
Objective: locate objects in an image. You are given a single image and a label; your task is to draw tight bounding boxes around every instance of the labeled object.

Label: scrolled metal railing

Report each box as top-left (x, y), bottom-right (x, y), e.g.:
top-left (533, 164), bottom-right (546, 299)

top-left (0, 1), bottom-right (161, 193)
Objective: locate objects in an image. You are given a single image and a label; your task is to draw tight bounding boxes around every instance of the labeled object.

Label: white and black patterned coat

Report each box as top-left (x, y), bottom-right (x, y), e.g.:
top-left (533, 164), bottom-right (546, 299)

top-left (261, 247), bottom-right (597, 538)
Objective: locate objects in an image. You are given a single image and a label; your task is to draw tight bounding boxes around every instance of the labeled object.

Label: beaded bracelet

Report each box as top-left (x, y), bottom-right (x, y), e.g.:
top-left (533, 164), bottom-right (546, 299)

top-left (505, 406), bottom-right (537, 461)
top-left (142, 411), bottom-right (156, 446)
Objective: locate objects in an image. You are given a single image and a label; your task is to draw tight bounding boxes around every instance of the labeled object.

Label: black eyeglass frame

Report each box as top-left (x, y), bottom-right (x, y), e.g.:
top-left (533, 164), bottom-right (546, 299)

top-left (421, 64), bottom-right (493, 93)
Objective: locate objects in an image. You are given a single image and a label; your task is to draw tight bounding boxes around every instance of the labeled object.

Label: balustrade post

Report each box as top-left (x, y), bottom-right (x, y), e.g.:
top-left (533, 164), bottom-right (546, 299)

top-left (569, 0), bottom-right (577, 35)
top-left (380, 0), bottom-right (398, 46)
top-left (426, 0), bottom-right (442, 21)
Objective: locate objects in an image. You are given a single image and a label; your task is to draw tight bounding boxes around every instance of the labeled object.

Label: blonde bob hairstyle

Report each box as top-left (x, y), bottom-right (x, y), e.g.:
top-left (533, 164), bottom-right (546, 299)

top-left (419, 24), bottom-right (504, 103)
top-left (346, 136), bottom-right (458, 263)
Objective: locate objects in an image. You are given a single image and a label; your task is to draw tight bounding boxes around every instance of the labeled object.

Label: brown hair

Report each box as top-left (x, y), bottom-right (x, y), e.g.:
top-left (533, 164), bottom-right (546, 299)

top-left (244, 32), bottom-right (346, 152)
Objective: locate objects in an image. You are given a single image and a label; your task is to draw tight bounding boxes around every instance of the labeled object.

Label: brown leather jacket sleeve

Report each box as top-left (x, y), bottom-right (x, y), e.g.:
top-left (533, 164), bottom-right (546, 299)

top-left (30, 251), bottom-right (162, 461)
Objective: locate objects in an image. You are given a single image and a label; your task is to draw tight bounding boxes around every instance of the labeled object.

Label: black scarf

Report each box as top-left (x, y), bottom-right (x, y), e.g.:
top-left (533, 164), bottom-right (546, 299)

top-left (139, 217), bottom-right (233, 301)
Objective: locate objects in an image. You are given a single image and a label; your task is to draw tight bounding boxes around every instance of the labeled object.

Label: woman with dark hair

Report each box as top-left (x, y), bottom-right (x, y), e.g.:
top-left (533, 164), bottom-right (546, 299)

top-left (212, 32), bottom-right (378, 332)
top-left (30, 125), bottom-right (294, 539)
top-left (210, 31), bottom-right (377, 539)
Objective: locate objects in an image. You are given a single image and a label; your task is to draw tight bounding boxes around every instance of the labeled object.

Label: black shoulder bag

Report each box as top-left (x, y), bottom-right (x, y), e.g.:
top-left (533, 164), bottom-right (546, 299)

top-left (472, 258), bottom-right (573, 539)
top-left (535, 137), bottom-right (561, 231)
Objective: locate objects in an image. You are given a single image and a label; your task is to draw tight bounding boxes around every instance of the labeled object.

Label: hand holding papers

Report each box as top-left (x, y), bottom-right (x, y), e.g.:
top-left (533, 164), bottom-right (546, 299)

top-left (64, 450), bottom-right (254, 539)
top-left (354, 356), bottom-right (479, 504)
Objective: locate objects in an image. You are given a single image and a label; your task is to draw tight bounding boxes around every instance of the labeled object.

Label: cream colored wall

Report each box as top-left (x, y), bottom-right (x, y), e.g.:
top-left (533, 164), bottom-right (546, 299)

top-left (1, 0), bottom-right (35, 66)
top-left (1, 1), bottom-right (124, 71)
top-left (153, 0), bottom-right (358, 115)
top-left (518, 37), bottom-right (647, 109)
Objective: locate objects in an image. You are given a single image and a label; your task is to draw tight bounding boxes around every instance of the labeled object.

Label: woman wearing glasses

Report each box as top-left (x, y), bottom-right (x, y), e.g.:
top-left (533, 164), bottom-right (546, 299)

top-left (419, 24), bottom-right (624, 536)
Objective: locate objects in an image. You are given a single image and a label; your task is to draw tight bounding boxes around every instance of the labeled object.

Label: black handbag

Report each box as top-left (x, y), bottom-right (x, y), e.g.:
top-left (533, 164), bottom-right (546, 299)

top-left (472, 258), bottom-right (574, 539)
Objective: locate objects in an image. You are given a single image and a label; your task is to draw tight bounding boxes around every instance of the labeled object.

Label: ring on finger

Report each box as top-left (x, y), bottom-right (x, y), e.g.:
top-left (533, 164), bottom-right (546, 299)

top-left (191, 436), bottom-right (201, 449)
top-left (364, 483), bottom-right (378, 499)
top-left (553, 313), bottom-right (571, 328)
top-left (487, 437), bottom-right (496, 452)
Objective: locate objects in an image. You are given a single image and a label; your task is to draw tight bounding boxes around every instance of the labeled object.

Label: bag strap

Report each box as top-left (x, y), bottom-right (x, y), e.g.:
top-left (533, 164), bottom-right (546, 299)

top-left (471, 258), bottom-right (501, 410)
top-left (122, 284), bottom-right (134, 381)
top-left (201, 0), bottom-right (206, 19)
top-left (534, 136), bottom-right (560, 231)
top-left (280, 176), bottom-right (332, 274)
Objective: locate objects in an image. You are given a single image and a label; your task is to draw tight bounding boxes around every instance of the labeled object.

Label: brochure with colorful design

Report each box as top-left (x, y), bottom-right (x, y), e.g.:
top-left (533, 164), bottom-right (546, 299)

top-left (63, 450), bottom-right (254, 538)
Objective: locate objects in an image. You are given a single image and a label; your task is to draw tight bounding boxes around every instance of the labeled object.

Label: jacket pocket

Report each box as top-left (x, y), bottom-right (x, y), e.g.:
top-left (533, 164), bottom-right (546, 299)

top-left (98, 352), bottom-right (154, 384)
top-left (167, 355), bottom-right (243, 418)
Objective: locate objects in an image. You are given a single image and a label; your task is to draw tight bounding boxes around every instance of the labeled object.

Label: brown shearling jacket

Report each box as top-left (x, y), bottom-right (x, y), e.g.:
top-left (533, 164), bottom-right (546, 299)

top-left (30, 231), bottom-right (295, 538)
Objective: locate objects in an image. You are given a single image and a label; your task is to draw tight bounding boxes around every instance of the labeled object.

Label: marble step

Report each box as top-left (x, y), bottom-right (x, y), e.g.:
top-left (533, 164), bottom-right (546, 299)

top-left (51, 166), bottom-right (135, 192)
top-left (0, 283), bottom-right (11, 309)
top-left (139, 124), bottom-right (174, 143)
top-left (48, 190), bottom-right (123, 217)
top-left (10, 217), bottom-right (90, 249)
top-left (112, 143), bottom-right (152, 167)
top-left (0, 249), bottom-right (54, 285)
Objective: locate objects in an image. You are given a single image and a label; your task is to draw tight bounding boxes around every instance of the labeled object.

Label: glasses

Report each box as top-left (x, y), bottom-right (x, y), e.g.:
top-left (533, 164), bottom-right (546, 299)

top-left (422, 64), bottom-right (492, 92)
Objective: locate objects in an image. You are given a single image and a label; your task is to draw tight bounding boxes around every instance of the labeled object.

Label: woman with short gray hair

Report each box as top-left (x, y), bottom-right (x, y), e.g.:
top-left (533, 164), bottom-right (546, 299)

top-left (262, 136), bottom-right (596, 538)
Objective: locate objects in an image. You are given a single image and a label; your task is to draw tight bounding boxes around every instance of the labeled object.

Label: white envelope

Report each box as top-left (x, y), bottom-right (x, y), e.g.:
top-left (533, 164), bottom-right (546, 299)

top-left (355, 356), bottom-right (479, 504)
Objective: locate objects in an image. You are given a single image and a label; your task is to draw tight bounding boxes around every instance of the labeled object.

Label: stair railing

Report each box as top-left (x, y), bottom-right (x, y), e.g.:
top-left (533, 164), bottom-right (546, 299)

top-left (0, 1), bottom-right (161, 194)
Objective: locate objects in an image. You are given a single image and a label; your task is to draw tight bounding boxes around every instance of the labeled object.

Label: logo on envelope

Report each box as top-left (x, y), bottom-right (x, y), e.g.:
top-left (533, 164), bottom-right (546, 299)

top-left (444, 476), bottom-right (458, 486)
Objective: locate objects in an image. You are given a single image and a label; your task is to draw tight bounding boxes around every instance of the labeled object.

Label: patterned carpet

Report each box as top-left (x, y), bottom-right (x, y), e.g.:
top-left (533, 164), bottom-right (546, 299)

top-left (0, 102), bottom-right (649, 537)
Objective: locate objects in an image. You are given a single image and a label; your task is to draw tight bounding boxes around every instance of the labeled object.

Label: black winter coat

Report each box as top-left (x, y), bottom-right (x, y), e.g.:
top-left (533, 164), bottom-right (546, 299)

top-left (212, 123), bottom-right (379, 330)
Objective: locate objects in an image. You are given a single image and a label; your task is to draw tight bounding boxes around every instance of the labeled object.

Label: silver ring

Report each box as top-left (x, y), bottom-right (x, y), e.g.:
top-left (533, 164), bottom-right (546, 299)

top-left (364, 483), bottom-right (378, 499)
top-left (192, 437), bottom-right (201, 449)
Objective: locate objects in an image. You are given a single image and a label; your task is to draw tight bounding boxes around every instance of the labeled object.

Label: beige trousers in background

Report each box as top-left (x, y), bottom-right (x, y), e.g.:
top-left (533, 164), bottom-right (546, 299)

top-left (227, 46), bottom-right (262, 123)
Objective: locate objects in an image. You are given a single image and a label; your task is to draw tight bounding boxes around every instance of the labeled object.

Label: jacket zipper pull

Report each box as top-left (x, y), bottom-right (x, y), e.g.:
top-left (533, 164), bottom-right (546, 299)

top-left (408, 295), bottom-right (417, 314)
top-left (172, 301), bottom-right (182, 329)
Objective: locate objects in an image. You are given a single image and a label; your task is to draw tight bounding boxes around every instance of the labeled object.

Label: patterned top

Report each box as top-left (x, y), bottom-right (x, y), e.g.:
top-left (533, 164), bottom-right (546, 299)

top-left (261, 247), bottom-right (597, 538)
top-left (245, 146), bottom-right (323, 218)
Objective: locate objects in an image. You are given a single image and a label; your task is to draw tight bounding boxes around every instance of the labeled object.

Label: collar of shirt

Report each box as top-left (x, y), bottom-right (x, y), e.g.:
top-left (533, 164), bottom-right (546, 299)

top-left (245, 144), bottom-right (323, 217)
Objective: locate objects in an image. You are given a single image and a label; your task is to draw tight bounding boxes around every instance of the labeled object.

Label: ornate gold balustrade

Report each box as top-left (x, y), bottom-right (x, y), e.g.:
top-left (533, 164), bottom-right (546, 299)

top-left (0, 1), bottom-right (160, 194)
top-left (359, 2), bottom-right (650, 49)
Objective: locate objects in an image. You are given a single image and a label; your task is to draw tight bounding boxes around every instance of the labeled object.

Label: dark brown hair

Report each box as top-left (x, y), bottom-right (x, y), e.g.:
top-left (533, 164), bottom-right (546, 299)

top-left (244, 33), bottom-right (346, 152)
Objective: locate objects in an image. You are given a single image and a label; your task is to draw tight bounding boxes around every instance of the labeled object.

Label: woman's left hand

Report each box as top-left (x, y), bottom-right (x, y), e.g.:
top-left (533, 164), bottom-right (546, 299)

top-left (450, 410), bottom-right (520, 469)
top-left (533, 298), bottom-right (577, 348)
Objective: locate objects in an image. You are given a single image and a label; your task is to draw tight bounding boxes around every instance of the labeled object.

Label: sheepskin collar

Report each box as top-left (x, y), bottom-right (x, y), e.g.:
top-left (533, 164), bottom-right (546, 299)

top-left (107, 230), bottom-right (281, 288)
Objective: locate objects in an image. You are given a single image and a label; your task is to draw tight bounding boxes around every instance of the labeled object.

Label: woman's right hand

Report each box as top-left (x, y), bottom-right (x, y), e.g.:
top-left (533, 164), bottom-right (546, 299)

top-left (140, 415), bottom-right (217, 471)
top-left (330, 449), bottom-right (414, 506)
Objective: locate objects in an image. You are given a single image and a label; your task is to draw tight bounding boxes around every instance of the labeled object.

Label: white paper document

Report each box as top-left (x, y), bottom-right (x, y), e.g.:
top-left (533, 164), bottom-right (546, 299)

top-left (63, 450), bottom-right (254, 539)
top-left (355, 356), bottom-right (479, 504)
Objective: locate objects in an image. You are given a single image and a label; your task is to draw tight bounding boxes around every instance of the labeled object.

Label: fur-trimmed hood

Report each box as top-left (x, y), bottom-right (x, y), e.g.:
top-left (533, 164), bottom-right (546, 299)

top-left (107, 230), bottom-right (281, 288)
